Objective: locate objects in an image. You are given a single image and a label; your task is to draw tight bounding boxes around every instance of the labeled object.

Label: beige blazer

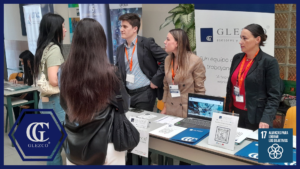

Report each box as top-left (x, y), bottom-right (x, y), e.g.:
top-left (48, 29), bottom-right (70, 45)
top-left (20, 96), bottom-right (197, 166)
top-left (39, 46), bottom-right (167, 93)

top-left (162, 53), bottom-right (206, 118)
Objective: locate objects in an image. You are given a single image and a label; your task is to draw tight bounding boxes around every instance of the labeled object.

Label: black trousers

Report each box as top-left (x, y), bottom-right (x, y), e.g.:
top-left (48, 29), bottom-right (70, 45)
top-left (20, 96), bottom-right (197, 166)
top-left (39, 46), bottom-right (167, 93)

top-left (233, 106), bottom-right (259, 131)
top-left (127, 86), bottom-right (156, 112)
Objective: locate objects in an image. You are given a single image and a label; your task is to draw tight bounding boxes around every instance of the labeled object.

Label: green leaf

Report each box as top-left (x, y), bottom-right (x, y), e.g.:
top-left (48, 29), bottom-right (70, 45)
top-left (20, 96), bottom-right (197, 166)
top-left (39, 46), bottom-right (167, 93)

top-left (187, 25), bottom-right (196, 51)
top-left (175, 20), bottom-right (183, 29)
top-left (173, 13), bottom-right (183, 24)
top-left (159, 15), bottom-right (174, 30)
top-left (179, 4), bottom-right (194, 13)
top-left (180, 11), bottom-right (195, 30)
top-left (169, 6), bottom-right (185, 14)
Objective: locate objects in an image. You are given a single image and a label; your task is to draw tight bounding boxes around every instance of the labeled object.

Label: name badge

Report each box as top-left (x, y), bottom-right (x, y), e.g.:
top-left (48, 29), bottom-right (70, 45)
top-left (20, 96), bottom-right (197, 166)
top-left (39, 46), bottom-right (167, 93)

top-left (126, 74), bottom-right (135, 84)
top-left (234, 86), bottom-right (240, 96)
top-left (236, 95), bottom-right (244, 102)
top-left (169, 85), bottom-right (180, 97)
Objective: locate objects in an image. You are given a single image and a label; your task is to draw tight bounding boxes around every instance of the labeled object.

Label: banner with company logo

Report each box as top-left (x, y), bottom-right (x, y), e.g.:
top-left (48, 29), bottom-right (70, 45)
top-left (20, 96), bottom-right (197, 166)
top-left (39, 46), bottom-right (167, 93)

top-left (79, 4), bottom-right (113, 63)
top-left (195, 4), bottom-right (275, 97)
top-left (23, 5), bottom-right (42, 55)
top-left (109, 4), bottom-right (142, 65)
top-left (68, 4), bottom-right (80, 43)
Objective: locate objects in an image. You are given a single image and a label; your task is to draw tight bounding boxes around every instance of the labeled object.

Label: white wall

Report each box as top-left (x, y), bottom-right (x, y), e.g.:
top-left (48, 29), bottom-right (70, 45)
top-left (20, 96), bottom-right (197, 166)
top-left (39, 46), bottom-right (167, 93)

top-left (53, 4), bottom-right (71, 44)
top-left (142, 4), bottom-right (177, 47)
top-left (4, 4), bottom-right (177, 46)
top-left (4, 4), bottom-right (71, 44)
top-left (4, 4), bottom-right (28, 41)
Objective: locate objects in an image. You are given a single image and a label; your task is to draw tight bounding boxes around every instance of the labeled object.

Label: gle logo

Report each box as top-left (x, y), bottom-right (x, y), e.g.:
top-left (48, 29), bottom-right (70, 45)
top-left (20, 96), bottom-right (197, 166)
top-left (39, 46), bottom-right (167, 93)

top-left (181, 137), bottom-right (198, 142)
top-left (201, 28), bottom-right (213, 42)
top-left (9, 109), bottom-right (67, 161)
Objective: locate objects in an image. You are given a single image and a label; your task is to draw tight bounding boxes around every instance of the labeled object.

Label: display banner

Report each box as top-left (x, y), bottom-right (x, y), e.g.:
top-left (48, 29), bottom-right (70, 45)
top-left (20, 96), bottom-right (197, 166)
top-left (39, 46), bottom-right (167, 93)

top-left (109, 4), bottom-right (142, 65)
top-left (79, 4), bottom-right (113, 63)
top-left (68, 4), bottom-right (80, 43)
top-left (23, 5), bottom-right (42, 55)
top-left (194, 4), bottom-right (275, 97)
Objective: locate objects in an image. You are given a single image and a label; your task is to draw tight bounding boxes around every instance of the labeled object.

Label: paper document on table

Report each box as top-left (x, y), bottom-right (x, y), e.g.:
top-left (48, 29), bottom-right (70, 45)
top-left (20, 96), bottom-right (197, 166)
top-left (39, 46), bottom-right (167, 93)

top-left (246, 129), bottom-right (258, 140)
top-left (137, 114), bottom-right (157, 120)
top-left (150, 125), bottom-right (186, 138)
top-left (154, 116), bottom-right (183, 124)
top-left (235, 128), bottom-right (254, 144)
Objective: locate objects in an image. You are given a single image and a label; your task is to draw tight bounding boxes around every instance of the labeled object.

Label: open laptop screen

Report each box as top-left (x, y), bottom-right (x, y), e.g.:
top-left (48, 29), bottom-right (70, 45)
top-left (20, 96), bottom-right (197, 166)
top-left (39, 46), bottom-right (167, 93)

top-left (187, 93), bottom-right (224, 119)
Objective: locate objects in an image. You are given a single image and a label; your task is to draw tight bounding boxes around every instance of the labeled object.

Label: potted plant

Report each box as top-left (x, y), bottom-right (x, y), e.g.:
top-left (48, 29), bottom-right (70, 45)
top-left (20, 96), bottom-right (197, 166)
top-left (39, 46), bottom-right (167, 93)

top-left (160, 4), bottom-right (196, 51)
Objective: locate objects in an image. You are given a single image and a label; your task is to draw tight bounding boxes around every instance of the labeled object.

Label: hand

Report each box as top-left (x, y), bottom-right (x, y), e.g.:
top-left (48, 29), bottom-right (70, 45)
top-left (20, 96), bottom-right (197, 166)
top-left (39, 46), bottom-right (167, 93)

top-left (150, 82), bottom-right (158, 89)
top-left (259, 122), bottom-right (269, 129)
top-left (160, 106), bottom-right (167, 114)
top-left (9, 79), bottom-right (18, 84)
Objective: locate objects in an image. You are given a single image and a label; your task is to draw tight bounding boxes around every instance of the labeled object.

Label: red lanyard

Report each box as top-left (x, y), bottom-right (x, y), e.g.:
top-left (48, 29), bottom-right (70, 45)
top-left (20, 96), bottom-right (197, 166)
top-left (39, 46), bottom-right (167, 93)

top-left (237, 50), bottom-right (259, 89)
top-left (171, 59), bottom-right (178, 85)
top-left (125, 38), bottom-right (138, 72)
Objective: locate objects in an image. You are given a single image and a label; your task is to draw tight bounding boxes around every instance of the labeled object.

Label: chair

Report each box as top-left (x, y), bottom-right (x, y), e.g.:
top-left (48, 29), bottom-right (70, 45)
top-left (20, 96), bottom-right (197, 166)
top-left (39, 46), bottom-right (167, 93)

top-left (283, 106), bottom-right (296, 136)
top-left (156, 100), bottom-right (164, 113)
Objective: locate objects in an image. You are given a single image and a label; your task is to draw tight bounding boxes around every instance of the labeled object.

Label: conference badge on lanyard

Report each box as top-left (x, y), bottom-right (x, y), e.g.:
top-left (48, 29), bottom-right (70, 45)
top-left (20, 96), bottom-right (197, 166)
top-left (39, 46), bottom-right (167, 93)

top-left (169, 85), bottom-right (180, 97)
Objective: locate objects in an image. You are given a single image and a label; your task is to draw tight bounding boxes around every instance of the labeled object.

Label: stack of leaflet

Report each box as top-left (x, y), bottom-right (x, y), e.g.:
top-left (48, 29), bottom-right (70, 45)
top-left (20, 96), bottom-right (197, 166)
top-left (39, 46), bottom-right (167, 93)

top-left (235, 128), bottom-right (254, 144)
top-left (170, 128), bottom-right (209, 145)
top-left (235, 142), bottom-right (297, 165)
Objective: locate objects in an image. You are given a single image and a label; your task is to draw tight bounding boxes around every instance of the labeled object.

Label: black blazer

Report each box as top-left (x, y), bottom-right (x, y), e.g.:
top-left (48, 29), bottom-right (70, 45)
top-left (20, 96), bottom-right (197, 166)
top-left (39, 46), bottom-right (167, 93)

top-left (225, 49), bottom-right (281, 127)
top-left (115, 35), bottom-right (168, 100)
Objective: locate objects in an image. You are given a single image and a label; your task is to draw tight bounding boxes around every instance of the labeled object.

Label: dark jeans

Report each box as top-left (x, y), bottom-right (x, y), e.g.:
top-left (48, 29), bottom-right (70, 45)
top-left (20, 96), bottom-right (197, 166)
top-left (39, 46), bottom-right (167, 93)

top-left (233, 106), bottom-right (259, 131)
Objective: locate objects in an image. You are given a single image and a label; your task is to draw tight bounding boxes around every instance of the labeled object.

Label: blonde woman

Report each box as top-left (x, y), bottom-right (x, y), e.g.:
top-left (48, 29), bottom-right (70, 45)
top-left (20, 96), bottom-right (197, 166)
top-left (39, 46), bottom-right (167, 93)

top-left (161, 29), bottom-right (206, 118)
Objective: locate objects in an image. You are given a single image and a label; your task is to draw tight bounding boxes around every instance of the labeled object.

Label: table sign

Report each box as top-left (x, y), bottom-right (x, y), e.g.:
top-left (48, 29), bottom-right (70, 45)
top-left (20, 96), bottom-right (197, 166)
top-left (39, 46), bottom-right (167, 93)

top-left (208, 112), bottom-right (239, 150)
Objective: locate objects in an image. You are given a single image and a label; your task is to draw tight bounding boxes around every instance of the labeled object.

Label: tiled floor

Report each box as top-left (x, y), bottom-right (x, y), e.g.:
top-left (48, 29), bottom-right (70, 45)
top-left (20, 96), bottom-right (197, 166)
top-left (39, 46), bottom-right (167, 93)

top-left (3, 107), bottom-right (66, 165)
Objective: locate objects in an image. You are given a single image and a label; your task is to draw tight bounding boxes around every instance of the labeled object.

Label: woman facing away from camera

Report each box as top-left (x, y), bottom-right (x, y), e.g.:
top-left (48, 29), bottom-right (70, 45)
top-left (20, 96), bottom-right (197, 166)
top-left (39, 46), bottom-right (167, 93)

top-left (59, 18), bottom-right (126, 165)
top-left (225, 24), bottom-right (281, 130)
top-left (33, 13), bottom-right (67, 165)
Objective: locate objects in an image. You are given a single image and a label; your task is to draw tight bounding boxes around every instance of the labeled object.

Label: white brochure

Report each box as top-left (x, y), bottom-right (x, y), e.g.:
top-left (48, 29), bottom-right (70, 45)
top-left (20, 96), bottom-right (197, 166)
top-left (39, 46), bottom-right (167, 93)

top-left (129, 117), bottom-right (149, 129)
top-left (154, 116), bottom-right (183, 124)
top-left (131, 129), bottom-right (149, 158)
top-left (150, 124), bottom-right (186, 139)
top-left (137, 114), bottom-right (157, 120)
top-left (235, 127), bottom-right (254, 144)
top-left (246, 129), bottom-right (258, 140)
top-left (208, 112), bottom-right (239, 151)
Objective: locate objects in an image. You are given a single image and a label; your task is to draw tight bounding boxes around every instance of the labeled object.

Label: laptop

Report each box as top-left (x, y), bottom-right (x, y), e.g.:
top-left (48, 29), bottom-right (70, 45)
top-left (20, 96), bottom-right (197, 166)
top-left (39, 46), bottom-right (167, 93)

top-left (174, 93), bottom-right (225, 129)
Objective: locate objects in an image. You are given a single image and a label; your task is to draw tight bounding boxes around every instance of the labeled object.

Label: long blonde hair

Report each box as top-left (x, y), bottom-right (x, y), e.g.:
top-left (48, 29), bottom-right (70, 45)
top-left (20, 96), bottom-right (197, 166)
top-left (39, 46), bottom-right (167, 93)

top-left (168, 29), bottom-right (192, 80)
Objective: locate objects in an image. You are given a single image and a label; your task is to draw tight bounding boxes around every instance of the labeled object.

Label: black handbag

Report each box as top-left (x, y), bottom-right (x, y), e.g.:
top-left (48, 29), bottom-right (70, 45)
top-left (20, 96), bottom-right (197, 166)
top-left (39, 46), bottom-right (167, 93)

top-left (112, 80), bottom-right (140, 152)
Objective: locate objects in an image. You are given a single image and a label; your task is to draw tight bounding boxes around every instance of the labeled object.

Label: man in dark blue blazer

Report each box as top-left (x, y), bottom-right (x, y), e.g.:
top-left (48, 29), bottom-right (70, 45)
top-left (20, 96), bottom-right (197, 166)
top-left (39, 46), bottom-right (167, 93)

top-left (116, 13), bottom-right (167, 112)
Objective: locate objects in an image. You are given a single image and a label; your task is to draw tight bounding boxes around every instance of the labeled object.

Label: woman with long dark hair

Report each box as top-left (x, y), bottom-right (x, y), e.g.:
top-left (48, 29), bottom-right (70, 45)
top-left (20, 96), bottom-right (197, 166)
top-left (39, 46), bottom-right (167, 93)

top-left (161, 29), bottom-right (206, 117)
top-left (33, 13), bottom-right (67, 165)
top-left (225, 24), bottom-right (281, 130)
top-left (59, 18), bottom-right (126, 165)
top-left (11, 50), bottom-right (35, 120)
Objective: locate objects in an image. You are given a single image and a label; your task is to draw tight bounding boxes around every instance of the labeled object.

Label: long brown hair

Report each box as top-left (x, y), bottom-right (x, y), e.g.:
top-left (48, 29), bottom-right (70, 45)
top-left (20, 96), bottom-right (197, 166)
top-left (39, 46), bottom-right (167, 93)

top-left (60, 18), bottom-right (119, 124)
top-left (168, 29), bottom-right (192, 79)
